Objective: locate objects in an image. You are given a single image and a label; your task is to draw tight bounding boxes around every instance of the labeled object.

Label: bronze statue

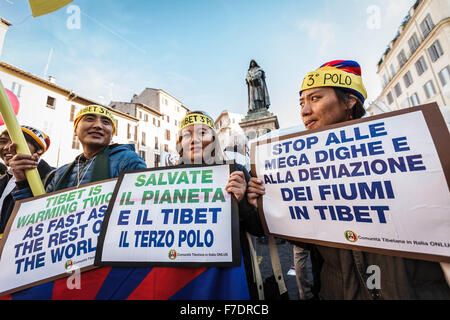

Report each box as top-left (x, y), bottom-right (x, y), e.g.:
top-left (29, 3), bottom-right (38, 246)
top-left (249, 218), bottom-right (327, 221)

top-left (246, 60), bottom-right (270, 112)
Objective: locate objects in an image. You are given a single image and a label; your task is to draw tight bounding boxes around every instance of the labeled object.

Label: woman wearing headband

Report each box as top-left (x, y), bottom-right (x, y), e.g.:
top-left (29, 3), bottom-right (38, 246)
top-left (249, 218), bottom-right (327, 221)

top-left (176, 111), bottom-right (265, 299)
top-left (248, 60), bottom-right (450, 300)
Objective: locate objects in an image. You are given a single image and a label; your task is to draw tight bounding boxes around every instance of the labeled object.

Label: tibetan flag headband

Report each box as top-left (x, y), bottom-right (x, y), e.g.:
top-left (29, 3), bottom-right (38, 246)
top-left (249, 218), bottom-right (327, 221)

top-left (179, 112), bottom-right (216, 132)
top-left (300, 60), bottom-right (368, 103)
top-left (74, 105), bottom-right (116, 134)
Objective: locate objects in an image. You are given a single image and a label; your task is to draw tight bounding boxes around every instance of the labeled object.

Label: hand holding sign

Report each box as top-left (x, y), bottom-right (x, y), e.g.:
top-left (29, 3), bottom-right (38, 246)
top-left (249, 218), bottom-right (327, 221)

top-left (225, 171), bottom-right (247, 202)
top-left (7, 143), bottom-right (40, 182)
top-left (247, 177), bottom-right (265, 208)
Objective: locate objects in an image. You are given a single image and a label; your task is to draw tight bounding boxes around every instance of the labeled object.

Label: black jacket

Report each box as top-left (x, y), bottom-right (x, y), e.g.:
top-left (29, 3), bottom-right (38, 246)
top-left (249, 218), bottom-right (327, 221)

top-left (235, 163), bottom-right (265, 300)
top-left (0, 159), bottom-right (54, 234)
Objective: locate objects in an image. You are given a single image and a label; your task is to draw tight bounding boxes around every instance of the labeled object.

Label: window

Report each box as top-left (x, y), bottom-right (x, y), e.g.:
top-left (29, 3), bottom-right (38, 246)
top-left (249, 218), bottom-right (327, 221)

top-left (127, 123), bottom-right (131, 139)
top-left (438, 66), bottom-right (450, 87)
top-left (397, 50), bottom-right (407, 68)
top-left (70, 105), bottom-right (76, 121)
top-left (164, 144), bottom-right (169, 152)
top-left (401, 98), bottom-right (410, 109)
top-left (420, 14), bottom-right (434, 39)
top-left (158, 120), bottom-right (161, 127)
top-left (415, 56), bottom-right (427, 76)
top-left (428, 40), bottom-right (443, 62)
top-left (382, 74), bottom-right (389, 88)
top-left (134, 126), bottom-right (138, 142)
top-left (403, 71), bottom-right (413, 88)
top-left (46, 96), bottom-right (56, 109)
top-left (410, 93), bottom-right (420, 106)
top-left (408, 33), bottom-right (420, 54)
top-left (424, 80), bottom-right (436, 99)
top-left (153, 118), bottom-right (156, 125)
top-left (155, 137), bottom-right (159, 150)
top-left (167, 115), bottom-right (170, 123)
top-left (72, 133), bottom-right (80, 150)
top-left (390, 64), bottom-right (396, 78)
top-left (144, 114), bottom-right (148, 122)
top-left (114, 120), bottom-right (118, 136)
top-left (11, 82), bottom-right (22, 97)
top-left (394, 83), bottom-right (402, 97)
top-left (139, 111), bottom-right (142, 119)
top-left (139, 150), bottom-right (146, 160)
top-left (154, 154), bottom-right (160, 167)
top-left (387, 92), bottom-right (394, 105)
top-left (165, 129), bottom-right (170, 141)
top-left (141, 132), bottom-right (146, 146)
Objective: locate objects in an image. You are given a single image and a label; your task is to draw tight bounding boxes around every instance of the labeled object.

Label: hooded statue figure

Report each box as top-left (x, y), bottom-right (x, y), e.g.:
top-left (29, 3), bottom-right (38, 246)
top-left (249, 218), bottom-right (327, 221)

top-left (246, 60), bottom-right (270, 112)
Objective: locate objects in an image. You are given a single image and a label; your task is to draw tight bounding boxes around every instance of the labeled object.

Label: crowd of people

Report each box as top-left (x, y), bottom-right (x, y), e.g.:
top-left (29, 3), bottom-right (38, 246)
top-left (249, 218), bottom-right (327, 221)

top-left (0, 60), bottom-right (448, 300)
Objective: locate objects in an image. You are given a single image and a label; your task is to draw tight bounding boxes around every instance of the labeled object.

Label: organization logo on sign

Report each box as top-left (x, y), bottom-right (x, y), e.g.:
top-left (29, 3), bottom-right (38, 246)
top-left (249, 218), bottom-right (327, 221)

top-left (345, 231), bottom-right (358, 243)
top-left (168, 249), bottom-right (177, 260)
top-left (64, 260), bottom-right (74, 270)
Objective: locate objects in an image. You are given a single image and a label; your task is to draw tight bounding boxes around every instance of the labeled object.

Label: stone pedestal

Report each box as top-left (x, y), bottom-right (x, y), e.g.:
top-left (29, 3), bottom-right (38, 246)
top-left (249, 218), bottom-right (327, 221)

top-left (239, 108), bottom-right (279, 140)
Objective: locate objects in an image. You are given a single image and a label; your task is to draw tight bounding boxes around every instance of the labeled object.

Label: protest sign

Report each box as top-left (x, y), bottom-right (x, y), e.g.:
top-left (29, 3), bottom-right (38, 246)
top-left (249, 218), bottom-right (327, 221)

top-left (251, 103), bottom-right (450, 262)
top-left (95, 164), bottom-right (240, 267)
top-left (0, 179), bottom-right (117, 295)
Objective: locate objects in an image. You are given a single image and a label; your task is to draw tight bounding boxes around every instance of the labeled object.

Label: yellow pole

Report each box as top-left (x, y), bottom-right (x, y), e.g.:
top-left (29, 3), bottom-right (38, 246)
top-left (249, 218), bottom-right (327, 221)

top-left (0, 80), bottom-right (45, 196)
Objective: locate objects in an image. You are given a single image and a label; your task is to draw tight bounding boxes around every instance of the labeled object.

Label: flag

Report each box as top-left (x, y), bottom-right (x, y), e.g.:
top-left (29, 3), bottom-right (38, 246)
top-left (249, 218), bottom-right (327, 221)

top-left (0, 255), bottom-right (250, 300)
top-left (28, 0), bottom-right (73, 18)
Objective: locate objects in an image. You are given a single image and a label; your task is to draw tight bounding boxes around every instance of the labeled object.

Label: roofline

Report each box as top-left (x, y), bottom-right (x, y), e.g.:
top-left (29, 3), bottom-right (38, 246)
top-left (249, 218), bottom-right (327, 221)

top-left (0, 61), bottom-right (138, 122)
top-left (215, 110), bottom-right (230, 125)
top-left (0, 18), bottom-right (12, 27)
top-left (377, 0), bottom-right (425, 71)
top-left (136, 103), bottom-right (162, 117)
top-left (146, 87), bottom-right (183, 104)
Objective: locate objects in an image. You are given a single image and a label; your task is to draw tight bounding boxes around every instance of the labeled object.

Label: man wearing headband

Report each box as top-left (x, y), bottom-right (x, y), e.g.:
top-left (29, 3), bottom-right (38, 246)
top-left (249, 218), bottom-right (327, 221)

top-left (7, 105), bottom-right (147, 299)
top-left (11, 105), bottom-right (145, 194)
top-left (0, 126), bottom-right (53, 233)
top-left (248, 60), bottom-right (450, 300)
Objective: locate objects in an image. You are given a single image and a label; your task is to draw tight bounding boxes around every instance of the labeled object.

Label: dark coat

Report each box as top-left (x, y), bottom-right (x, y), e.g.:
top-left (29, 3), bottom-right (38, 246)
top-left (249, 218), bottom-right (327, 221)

top-left (306, 244), bottom-right (450, 300)
top-left (0, 159), bottom-right (54, 234)
top-left (235, 163), bottom-right (265, 300)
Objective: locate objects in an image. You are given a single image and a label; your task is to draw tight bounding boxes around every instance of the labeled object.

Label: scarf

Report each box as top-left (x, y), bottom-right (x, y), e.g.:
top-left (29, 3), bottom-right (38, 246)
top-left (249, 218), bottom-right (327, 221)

top-left (54, 146), bottom-right (111, 191)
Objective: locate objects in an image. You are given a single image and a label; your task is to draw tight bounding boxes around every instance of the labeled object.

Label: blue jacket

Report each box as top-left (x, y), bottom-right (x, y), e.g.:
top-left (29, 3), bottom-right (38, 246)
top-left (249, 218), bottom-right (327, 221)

top-left (13, 144), bottom-right (146, 200)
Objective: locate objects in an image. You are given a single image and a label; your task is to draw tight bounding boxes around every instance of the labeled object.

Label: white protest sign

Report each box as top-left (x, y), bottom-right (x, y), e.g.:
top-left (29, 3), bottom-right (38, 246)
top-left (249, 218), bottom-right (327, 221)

top-left (95, 164), bottom-right (240, 267)
top-left (252, 104), bottom-right (450, 262)
top-left (0, 179), bottom-right (117, 295)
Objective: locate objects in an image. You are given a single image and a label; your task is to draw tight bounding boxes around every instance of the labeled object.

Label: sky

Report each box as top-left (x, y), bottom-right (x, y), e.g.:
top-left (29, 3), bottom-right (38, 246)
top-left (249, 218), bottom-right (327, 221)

top-left (0, 0), bottom-right (416, 129)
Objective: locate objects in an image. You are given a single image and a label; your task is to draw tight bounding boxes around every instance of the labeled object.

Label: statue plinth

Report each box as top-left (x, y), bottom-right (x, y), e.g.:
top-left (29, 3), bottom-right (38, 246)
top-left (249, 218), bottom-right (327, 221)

top-left (239, 108), bottom-right (279, 140)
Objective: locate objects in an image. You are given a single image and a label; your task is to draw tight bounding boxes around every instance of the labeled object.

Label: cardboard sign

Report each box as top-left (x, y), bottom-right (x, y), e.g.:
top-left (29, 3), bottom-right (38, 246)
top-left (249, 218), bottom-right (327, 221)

top-left (95, 164), bottom-right (240, 267)
top-left (0, 179), bottom-right (117, 296)
top-left (251, 103), bottom-right (450, 262)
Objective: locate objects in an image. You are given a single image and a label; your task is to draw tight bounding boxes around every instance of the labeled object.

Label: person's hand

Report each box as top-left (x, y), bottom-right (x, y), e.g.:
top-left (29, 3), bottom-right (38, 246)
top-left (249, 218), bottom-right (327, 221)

top-left (225, 171), bottom-right (247, 202)
top-left (247, 177), bottom-right (265, 208)
top-left (8, 143), bottom-right (39, 182)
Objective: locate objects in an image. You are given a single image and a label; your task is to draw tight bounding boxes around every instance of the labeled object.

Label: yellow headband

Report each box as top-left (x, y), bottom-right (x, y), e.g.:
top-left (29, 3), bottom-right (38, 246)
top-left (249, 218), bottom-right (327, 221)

top-left (300, 67), bottom-right (367, 101)
top-left (179, 113), bottom-right (215, 131)
top-left (74, 105), bottom-right (116, 134)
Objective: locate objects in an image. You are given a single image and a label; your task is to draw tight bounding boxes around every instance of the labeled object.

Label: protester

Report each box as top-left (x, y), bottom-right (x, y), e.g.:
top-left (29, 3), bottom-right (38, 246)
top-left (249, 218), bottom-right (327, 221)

top-left (176, 110), bottom-right (265, 299)
top-left (0, 126), bottom-right (53, 234)
top-left (248, 60), bottom-right (450, 300)
top-left (6, 105), bottom-right (147, 300)
top-left (5, 107), bottom-right (264, 300)
top-left (11, 105), bottom-right (146, 194)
